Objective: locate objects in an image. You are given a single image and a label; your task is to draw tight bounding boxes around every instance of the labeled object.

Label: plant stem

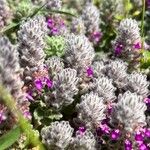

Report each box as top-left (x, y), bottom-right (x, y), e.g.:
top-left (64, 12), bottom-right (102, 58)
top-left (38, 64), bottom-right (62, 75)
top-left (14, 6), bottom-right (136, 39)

top-left (141, 0), bottom-right (146, 49)
top-left (0, 85), bottom-right (45, 150)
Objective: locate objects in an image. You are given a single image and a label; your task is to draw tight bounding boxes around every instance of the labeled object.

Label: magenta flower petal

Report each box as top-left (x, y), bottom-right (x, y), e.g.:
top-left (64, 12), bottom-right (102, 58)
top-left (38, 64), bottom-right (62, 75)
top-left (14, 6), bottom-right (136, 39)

top-left (139, 143), bottom-right (148, 150)
top-left (135, 131), bottom-right (144, 141)
top-left (34, 79), bottom-right (43, 91)
top-left (124, 139), bottom-right (132, 150)
top-left (86, 67), bottom-right (93, 77)
top-left (134, 42), bottom-right (141, 49)
top-left (111, 129), bottom-right (120, 140)
top-left (115, 43), bottom-right (123, 56)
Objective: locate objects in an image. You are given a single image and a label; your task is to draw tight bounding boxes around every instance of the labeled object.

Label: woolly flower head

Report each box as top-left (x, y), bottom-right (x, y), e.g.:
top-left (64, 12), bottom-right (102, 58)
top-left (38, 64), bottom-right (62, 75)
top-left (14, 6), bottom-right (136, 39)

top-left (0, 36), bottom-right (30, 120)
top-left (41, 121), bottom-right (74, 149)
top-left (111, 91), bottom-right (147, 132)
top-left (65, 34), bottom-right (95, 71)
top-left (91, 60), bottom-right (107, 78)
top-left (46, 0), bottom-right (62, 10)
top-left (93, 77), bottom-right (116, 103)
top-left (126, 72), bottom-right (149, 98)
top-left (18, 16), bottom-right (47, 68)
top-left (76, 92), bottom-right (106, 129)
top-left (32, 0), bottom-right (62, 10)
top-left (99, 0), bottom-right (125, 22)
top-left (106, 59), bottom-right (128, 88)
top-left (81, 2), bottom-right (100, 34)
top-left (113, 18), bottom-right (141, 57)
top-left (70, 130), bottom-right (97, 150)
top-left (48, 68), bottom-right (79, 109)
top-left (70, 17), bottom-right (86, 35)
top-left (0, 0), bottom-right (12, 29)
top-left (0, 36), bottom-right (23, 99)
top-left (45, 56), bottom-right (64, 78)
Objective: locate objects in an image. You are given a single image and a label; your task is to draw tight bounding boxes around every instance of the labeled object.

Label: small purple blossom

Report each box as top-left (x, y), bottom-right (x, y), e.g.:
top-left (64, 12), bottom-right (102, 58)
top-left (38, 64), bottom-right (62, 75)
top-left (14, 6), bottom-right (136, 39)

top-left (47, 19), bottom-right (55, 28)
top-left (139, 143), bottom-right (148, 150)
top-left (89, 31), bottom-right (102, 44)
top-left (0, 111), bottom-right (6, 124)
top-left (76, 126), bottom-right (86, 135)
top-left (133, 42), bottom-right (141, 49)
top-left (124, 139), bottom-right (132, 150)
top-left (115, 43), bottom-right (123, 56)
top-left (135, 131), bottom-right (144, 141)
top-left (26, 91), bottom-right (34, 101)
top-left (99, 123), bottom-right (110, 134)
top-left (23, 111), bottom-right (32, 120)
top-left (51, 27), bottom-right (59, 35)
top-left (86, 67), bottom-right (93, 77)
top-left (44, 77), bottom-right (53, 88)
top-left (145, 129), bottom-right (150, 137)
top-left (144, 98), bottom-right (150, 107)
top-left (34, 79), bottom-right (43, 91)
top-left (111, 129), bottom-right (120, 140)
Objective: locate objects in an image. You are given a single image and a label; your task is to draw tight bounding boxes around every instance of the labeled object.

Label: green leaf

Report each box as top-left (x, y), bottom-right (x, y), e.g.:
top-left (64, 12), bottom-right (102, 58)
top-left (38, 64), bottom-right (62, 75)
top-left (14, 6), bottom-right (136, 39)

top-left (48, 10), bottom-right (77, 17)
top-left (0, 22), bottom-right (20, 34)
top-left (140, 51), bottom-right (150, 69)
top-left (0, 126), bottom-right (21, 150)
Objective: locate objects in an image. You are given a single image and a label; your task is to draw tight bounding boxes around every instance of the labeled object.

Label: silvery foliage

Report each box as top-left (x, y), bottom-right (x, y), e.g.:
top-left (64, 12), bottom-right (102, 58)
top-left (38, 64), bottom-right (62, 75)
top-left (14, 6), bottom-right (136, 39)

top-left (65, 34), bottom-right (95, 71)
top-left (45, 56), bottom-right (64, 78)
top-left (91, 60), bottom-right (107, 78)
top-left (92, 76), bottom-right (116, 103)
top-left (111, 91), bottom-right (147, 132)
top-left (0, 36), bottom-right (24, 102)
top-left (18, 16), bottom-right (47, 68)
top-left (81, 1), bottom-right (100, 33)
top-left (49, 68), bottom-right (79, 109)
top-left (32, 0), bottom-right (62, 10)
top-left (70, 130), bottom-right (97, 150)
top-left (70, 17), bottom-right (86, 35)
top-left (125, 72), bottom-right (149, 98)
top-left (76, 92), bottom-right (106, 129)
top-left (46, 0), bottom-right (62, 9)
top-left (41, 121), bottom-right (74, 149)
top-left (0, 36), bottom-right (29, 118)
top-left (113, 18), bottom-right (141, 59)
top-left (0, 0), bottom-right (12, 29)
top-left (106, 59), bottom-right (128, 88)
top-left (99, 0), bottom-right (125, 23)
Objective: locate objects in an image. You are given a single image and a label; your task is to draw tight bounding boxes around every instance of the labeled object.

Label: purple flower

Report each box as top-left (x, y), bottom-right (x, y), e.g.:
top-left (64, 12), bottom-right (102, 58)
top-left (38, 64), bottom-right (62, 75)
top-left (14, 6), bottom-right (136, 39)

top-left (111, 129), bottom-right (120, 140)
top-left (90, 31), bottom-right (102, 44)
top-left (47, 18), bottom-right (54, 28)
top-left (34, 79), bottom-right (43, 91)
top-left (100, 124), bottom-right (110, 134)
top-left (0, 111), bottom-right (6, 124)
top-left (144, 98), bottom-right (150, 107)
top-left (145, 129), bottom-right (150, 137)
top-left (124, 139), bottom-right (132, 150)
top-left (51, 27), bottom-right (59, 35)
top-left (26, 91), bottom-right (34, 101)
top-left (133, 42), bottom-right (141, 49)
top-left (135, 131), bottom-right (144, 141)
top-left (139, 143), bottom-right (148, 150)
top-left (115, 43), bottom-right (123, 56)
top-left (86, 67), bottom-right (93, 77)
top-left (76, 126), bottom-right (86, 135)
top-left (44, 77), bottom-right (53, 88)
top-left (23, 111), bottom-right (31, 120)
